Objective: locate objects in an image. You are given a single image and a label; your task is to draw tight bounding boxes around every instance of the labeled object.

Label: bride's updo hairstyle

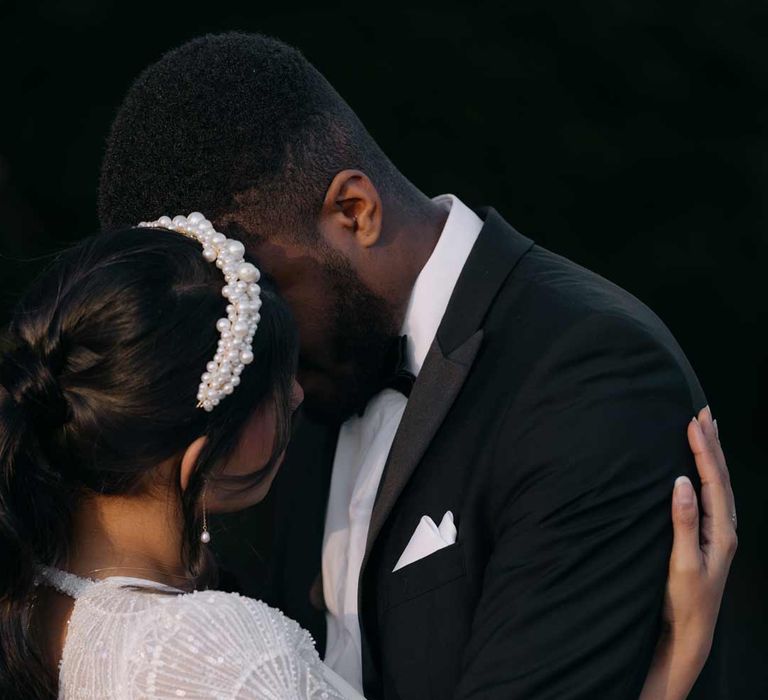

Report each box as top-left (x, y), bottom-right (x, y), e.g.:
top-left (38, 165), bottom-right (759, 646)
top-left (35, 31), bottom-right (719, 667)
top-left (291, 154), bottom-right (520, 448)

top-left (0, 227), bottom-right (298, 698)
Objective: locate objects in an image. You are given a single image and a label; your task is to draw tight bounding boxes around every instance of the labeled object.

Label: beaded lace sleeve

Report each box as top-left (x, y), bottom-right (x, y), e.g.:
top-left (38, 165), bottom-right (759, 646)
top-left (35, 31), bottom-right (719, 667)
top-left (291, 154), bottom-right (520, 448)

top-left (121, 590), bottom-right (349, 699)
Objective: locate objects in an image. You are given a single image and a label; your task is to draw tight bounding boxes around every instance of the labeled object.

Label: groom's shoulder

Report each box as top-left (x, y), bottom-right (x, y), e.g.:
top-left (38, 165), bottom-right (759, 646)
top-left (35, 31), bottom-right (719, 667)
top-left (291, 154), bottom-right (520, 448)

top-left (478, 212), bottom-right (671, 339)
top-left (504, 240), bottom-right (681, 352)
top-left (489, 236), bottom-right (701, 399)
top-left (517, 244), bottom-right (659, 327)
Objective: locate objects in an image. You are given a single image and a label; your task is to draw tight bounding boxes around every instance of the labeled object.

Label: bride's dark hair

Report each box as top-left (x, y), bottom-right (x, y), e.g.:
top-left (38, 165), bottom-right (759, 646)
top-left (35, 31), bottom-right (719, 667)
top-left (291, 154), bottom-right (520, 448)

top-left (0, 227), bottom-right (298, 698)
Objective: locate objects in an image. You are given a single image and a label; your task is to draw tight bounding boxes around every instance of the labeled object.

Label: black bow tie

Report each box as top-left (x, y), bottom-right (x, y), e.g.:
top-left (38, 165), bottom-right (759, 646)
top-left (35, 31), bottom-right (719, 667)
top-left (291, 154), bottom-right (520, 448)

top-left (357, 336), bottom-right (415, 417)
top-left (357, 335), bottom-right (416, 417)
top-left (382, 335), bottom-right (416, 399)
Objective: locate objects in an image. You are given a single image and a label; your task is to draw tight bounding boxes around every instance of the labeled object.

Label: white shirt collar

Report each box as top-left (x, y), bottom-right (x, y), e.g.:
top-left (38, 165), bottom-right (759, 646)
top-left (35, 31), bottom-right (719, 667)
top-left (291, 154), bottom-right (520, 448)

top-left (400, 194), bottom-right (484, 376)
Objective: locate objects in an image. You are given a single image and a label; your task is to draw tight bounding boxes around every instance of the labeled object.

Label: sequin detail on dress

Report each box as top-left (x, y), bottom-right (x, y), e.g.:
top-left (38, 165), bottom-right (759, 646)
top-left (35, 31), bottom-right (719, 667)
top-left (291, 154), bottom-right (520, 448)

top-left (38, 567), bottom-right (352, 699)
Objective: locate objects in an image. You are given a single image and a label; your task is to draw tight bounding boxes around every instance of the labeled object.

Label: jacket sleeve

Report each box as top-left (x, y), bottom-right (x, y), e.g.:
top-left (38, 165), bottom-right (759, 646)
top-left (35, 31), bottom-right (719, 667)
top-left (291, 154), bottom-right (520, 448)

top-left (454, 313), bottom-right (705, 700)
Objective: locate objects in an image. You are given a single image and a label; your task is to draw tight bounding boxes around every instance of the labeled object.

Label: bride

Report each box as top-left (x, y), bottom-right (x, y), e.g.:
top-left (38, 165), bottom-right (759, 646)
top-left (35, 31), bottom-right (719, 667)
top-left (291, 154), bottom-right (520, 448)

top-left (0, 214), bottom-right (736, 699)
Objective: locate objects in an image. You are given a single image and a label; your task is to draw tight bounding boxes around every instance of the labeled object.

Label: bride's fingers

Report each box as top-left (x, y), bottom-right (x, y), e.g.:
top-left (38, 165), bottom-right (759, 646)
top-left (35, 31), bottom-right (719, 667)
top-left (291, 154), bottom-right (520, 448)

top-left (699, 407), bottom-right (737, 523)
top-left (670, 475), bottom-right (703, 574)
top-left (699, 407), bottom-right (732, 489)
top-left (688, 415), bottom-right (719, 547)
top-left (696, 406), bottom-right (737, 528)
top-left (688, 411), bottom-right (738, 565)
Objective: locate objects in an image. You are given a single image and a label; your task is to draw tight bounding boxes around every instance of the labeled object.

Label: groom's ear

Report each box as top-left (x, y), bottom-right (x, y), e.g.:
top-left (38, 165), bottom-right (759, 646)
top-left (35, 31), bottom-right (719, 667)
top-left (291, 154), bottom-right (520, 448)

top-left (179, 435), bottom-right (208, 492)
top-left (319, 170), bottom-right (382, 253)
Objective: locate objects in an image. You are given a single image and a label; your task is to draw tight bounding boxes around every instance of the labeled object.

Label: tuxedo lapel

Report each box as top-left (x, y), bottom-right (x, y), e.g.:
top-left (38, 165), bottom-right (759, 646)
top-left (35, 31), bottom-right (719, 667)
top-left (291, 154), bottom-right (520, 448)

top-left (363, 208), bottom-right (534, 563)
top-left (364, 330), bottom-right (483, 558)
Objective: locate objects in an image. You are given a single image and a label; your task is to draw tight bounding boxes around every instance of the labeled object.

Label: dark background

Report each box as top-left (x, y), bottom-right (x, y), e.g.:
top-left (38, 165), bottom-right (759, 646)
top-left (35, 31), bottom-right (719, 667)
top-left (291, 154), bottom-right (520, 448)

top-left (0, 1), bottom-right (764, 696)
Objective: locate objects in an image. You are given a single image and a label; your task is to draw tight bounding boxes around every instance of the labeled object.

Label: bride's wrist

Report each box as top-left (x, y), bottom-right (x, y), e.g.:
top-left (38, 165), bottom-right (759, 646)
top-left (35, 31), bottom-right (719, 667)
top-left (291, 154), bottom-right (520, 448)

top-left (666, 624), bottom-right (713, 672)
top-left (650, 629), bottom-right (711, 698)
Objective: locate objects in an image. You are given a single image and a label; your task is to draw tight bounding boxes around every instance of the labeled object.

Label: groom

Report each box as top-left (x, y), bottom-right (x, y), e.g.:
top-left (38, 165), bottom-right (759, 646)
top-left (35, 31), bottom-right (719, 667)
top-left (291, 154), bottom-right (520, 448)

top-left (98, 33), bottom-right (720, 698)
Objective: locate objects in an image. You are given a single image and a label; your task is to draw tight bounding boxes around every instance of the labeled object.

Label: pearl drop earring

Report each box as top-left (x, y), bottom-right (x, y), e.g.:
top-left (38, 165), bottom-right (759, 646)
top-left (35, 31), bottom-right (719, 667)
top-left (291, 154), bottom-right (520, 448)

top-left (200, 485), bottom-right (211, 544)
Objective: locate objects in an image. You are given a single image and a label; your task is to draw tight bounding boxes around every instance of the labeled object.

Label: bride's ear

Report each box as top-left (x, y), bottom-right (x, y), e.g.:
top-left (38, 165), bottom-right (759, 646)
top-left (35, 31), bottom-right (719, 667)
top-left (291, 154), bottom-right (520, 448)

top-left (180, 436), bottom-right (208, 491)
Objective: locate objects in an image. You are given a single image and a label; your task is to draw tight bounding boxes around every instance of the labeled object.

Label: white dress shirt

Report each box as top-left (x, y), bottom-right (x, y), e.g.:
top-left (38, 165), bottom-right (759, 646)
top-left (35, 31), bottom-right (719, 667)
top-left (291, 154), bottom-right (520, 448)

top-left (321, 194), bottom-right (483, 692)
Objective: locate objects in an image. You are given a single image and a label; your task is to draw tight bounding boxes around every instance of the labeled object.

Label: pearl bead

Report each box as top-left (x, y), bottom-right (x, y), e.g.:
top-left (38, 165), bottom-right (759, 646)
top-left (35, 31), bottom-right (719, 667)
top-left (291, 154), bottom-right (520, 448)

top-left (227, 240), bottom-right (245, 257)
top-left (202, 247), bottom-right (217, 262)
top-left (215, 318), bottom-right (230, 333)
top-left (238, 263), bottom-right (258, 282)
top-left (240, 350), bottom-right (254, 364)
top-left (188, 212), bottom-right (204, 225)
top-left (200, 530), bottom-right (211, 544)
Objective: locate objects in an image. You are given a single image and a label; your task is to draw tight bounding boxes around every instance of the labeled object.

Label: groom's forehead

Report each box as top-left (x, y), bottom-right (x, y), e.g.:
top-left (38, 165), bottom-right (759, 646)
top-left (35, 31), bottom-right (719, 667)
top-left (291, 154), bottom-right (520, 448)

top-left (248, 236), bottom-right (326, 291)
top-left (219, 203), bottom-right (306, 254)
top-left (217, 206), bottom-right (333, 294)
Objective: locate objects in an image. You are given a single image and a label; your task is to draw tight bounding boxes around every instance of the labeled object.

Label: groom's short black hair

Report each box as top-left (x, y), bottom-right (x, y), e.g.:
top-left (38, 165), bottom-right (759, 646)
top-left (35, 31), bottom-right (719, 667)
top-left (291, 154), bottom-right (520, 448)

top-left (98, 32), bottom-right (402, 242)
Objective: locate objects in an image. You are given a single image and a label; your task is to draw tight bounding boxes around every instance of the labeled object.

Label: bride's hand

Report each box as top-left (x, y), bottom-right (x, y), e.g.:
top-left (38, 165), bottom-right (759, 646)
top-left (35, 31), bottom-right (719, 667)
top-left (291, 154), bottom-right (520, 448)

top-left (639, 406), bottom-right (737, 700)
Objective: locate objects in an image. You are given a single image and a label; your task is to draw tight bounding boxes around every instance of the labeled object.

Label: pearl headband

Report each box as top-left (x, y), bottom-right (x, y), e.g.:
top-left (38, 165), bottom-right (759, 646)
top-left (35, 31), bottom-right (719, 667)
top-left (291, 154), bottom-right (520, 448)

top-left (138, 213), bottom-right (262, 412)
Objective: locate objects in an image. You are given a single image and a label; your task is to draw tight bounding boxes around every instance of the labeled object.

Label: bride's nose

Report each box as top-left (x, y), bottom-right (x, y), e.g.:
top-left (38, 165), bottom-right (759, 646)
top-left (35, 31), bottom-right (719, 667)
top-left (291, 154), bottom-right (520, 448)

top-left (291, 379), bottom-right (305, 411)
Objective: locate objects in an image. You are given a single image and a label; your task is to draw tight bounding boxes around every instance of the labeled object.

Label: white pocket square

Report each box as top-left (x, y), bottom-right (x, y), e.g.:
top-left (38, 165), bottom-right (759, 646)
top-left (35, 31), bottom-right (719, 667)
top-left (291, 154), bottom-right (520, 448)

top-left (393, 510), bottom-right (457, 572)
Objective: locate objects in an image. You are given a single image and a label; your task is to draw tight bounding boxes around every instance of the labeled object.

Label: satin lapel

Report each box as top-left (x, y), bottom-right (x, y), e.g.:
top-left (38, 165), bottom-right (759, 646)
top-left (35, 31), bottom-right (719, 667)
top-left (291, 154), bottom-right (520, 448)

top-left (364, 329), bottom-right (483, 560)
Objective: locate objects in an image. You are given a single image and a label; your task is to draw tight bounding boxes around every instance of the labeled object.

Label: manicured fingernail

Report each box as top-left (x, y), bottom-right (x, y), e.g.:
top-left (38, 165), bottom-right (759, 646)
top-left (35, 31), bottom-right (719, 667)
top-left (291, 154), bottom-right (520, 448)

top-left (691, 415), bottom-right (702, 432)
top-left (690, 415), bottom-right (707, 451)
top-left (674, 476), bottom-right (694, 505)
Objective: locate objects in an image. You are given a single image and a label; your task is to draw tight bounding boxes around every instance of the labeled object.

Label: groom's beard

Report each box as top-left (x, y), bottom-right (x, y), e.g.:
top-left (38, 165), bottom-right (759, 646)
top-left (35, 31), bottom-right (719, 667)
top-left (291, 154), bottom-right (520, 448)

top-left (299, 249), bottom-right (398, 425)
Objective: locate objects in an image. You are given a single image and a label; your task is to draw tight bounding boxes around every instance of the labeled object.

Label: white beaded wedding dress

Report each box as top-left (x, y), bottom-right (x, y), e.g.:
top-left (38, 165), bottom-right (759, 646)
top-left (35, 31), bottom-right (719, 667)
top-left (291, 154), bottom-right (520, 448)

top-left (38, 566), bottom-right (363, 699)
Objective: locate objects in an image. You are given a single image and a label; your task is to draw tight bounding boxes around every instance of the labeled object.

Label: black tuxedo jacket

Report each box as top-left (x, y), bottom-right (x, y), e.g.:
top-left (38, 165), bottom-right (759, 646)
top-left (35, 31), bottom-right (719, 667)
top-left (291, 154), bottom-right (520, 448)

top-left (264, 209), bottom-right (724, 699)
